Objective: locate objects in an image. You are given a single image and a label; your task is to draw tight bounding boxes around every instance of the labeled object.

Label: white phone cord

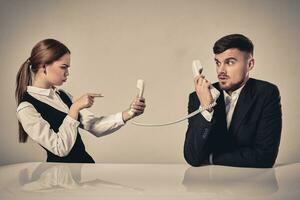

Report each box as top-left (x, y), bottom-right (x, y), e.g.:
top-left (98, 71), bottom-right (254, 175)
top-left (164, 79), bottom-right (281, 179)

top-left (131, 102), bottom-right (217, 127)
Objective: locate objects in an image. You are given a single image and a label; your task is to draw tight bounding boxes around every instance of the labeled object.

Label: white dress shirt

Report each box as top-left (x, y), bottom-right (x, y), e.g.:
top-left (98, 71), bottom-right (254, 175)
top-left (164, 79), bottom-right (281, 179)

top-left (17, 86), bottom-right (125, 157)
top-left (223, 85), bottom-right (244, 129)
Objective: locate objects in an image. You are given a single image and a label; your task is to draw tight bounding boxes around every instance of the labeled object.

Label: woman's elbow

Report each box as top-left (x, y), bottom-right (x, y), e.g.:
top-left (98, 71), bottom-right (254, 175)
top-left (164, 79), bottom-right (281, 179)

top-left (55, 144), bottom-right (73, 157)
top-left (57, 149), bottom-right (71, 157)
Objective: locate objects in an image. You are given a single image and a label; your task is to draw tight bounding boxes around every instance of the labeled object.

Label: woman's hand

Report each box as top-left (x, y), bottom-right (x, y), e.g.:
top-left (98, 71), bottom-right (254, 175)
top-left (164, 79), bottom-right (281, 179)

top-left (122, 97), bottom-right (146, 122)
top-left (72, 93), bottom-right (103, 110)
top-left (69, 93), bottom-right (103, 120)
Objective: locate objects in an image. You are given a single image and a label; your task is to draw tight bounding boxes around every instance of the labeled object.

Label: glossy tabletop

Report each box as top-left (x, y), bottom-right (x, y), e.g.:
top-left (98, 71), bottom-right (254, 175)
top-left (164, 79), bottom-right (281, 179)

top-left (0, 162), bottom-right (299, 200)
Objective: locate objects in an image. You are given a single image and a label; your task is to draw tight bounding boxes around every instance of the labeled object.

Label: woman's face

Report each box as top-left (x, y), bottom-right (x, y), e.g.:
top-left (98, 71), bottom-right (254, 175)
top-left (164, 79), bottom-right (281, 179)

top-left (45, 53), bottom-right (70, 86)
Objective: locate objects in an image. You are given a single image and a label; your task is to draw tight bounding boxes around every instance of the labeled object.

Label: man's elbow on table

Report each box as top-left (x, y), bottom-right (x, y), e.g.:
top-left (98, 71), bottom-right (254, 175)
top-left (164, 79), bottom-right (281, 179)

top-left (184, 151), bottom-right (205, 167)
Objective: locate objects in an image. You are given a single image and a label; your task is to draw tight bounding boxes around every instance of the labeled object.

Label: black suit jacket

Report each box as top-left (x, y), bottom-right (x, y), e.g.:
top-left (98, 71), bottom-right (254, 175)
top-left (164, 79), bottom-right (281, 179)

top-left (184, 78), bottom-right (282, 168)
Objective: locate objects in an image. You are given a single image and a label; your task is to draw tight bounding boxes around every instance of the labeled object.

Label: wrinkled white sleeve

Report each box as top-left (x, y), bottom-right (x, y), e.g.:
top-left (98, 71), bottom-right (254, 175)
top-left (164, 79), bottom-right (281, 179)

top-left (79, 109), bottom-right (125, 137)
top-left (60, 89), bottom-right (125, 137)
top-left (17, 102), bottom-right (79, 157)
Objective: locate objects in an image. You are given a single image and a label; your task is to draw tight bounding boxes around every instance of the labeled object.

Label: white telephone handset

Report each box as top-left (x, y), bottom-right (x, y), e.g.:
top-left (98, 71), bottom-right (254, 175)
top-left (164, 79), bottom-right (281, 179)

top-left (128, 79), bottom-right (145, 117)
top-left (131, 60), bottom-right (219, 126)
top-left (192, 60), bottom-right (220, 101)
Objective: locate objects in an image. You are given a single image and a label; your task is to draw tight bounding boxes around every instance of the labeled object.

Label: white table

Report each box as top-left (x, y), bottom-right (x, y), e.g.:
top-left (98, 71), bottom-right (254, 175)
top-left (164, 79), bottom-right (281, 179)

top-left (0, 162), bottom-right (299, 199)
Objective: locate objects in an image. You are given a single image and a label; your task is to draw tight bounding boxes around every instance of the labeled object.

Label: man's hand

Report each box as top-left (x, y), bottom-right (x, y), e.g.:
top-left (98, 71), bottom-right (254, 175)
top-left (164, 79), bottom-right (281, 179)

top-left (194, 75), bottom-right (214, 107)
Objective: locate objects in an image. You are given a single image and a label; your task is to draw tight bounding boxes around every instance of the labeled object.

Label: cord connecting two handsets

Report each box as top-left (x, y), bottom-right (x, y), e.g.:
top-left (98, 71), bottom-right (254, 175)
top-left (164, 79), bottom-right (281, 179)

top-left (131, 60), bottom-right (220, 127)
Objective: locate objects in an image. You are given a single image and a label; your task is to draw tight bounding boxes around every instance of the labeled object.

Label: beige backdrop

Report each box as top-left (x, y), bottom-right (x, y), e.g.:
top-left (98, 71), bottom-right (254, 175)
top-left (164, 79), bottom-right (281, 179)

top-left (0, 0), bottom-right (299, 165)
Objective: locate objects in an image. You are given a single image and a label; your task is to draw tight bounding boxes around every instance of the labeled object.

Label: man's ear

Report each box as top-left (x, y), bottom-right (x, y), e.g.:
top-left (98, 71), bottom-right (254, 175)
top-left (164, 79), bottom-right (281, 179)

top-left (248, 57), bottom-right (254, 71)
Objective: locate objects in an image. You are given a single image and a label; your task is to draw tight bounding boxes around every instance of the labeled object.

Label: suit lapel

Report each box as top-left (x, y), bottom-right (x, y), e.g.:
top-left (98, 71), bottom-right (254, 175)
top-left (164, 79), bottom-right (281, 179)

top-left (228, 78), bottom-right (256, 135)
top-left (214, 84), bottom-right (227, 131)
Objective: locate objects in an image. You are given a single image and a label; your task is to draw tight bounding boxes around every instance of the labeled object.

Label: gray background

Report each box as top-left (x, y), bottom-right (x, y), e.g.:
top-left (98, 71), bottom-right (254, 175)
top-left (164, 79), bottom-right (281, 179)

top-left (0, 0), bottom-right (299, 165)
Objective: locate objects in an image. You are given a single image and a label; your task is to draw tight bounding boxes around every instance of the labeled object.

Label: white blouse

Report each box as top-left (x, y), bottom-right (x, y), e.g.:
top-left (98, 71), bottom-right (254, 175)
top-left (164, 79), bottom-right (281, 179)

top-left (17, 86), bottom-right (125, 157)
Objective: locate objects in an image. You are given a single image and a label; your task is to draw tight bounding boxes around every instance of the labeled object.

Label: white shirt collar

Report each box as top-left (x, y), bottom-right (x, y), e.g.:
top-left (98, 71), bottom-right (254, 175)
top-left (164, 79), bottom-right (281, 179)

top-left (223, 84), bottom-right (245, 100)
top-left (27, 86), bottom-right (59, 97)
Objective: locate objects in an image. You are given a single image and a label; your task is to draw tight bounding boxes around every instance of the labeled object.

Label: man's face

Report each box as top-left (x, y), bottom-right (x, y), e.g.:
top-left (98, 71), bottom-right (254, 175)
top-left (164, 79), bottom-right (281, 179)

top-left (214, 48), bottom-right (254, 94)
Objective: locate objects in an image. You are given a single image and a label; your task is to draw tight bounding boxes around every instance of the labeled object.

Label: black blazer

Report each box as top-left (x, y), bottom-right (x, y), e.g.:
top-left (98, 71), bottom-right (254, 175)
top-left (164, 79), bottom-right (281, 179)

top-left (184, 78), bottom-right (282, 168)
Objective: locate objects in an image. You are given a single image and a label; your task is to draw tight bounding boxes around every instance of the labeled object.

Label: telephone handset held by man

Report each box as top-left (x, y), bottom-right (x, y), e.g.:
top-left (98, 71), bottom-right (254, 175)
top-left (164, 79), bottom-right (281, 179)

top-left (192, 60), bottom-right (220, 101)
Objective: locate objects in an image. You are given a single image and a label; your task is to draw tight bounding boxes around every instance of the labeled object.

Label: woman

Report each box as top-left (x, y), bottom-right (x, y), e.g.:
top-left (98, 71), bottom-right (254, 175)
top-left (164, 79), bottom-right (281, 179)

top-left (15, 39), bottom-right (146, 163)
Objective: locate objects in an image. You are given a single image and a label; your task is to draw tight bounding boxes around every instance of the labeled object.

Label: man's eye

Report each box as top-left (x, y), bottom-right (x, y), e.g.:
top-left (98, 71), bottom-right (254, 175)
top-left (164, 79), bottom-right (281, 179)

top-left (227, 60), bottom-right (235, 65)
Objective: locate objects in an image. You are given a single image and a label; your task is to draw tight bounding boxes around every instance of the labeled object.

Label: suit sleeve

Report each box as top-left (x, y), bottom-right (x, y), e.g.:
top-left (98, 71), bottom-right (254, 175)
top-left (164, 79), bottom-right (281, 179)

top-left (184, 93), bottom-right (214, 166)
top-left (212, 85), bottom-right (282, 168)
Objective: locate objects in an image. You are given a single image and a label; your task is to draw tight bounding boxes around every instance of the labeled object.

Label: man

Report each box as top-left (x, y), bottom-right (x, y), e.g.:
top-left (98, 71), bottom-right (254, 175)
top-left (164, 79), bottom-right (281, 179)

top-left (184, 34), bottom-right (282, 168)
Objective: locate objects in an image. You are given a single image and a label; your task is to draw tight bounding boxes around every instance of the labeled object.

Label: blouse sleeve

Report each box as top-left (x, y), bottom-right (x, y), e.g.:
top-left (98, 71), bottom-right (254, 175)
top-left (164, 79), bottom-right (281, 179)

top-left (60, 89), bottom-right (125, 137)
top-left (17, 102), bottom-right (79, 157)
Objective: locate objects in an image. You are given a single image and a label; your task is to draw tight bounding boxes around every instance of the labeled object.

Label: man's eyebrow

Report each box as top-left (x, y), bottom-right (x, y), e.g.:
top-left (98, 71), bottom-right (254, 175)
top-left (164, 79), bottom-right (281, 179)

top-left (61, 64), bottom-right (70, 67)
top-left (214, 58), bottom-right (220, 62)
top-left (224, 57), bottom-right (237, 61)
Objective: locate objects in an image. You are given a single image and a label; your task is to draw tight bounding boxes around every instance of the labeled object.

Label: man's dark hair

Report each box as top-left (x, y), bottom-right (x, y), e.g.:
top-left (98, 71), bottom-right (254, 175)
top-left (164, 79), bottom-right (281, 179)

top-left (213, 34), bottom-right (254, 55)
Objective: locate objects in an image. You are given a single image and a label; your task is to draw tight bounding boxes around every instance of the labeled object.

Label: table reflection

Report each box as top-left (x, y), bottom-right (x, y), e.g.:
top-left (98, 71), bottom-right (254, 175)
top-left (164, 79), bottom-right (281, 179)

top-left (0, 162), bottom-right (299, 200)
top-left (18, 163), bottom-right (142, 192)
top-left (182, 165), bottom-right (278, 197)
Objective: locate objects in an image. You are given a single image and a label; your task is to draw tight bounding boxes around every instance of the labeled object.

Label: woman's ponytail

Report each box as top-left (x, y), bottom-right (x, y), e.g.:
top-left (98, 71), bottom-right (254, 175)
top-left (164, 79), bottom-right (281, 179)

top-left (15, 59), bottom-right (32, 142)
top-left (16, 59), bottom-right (32, 105)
